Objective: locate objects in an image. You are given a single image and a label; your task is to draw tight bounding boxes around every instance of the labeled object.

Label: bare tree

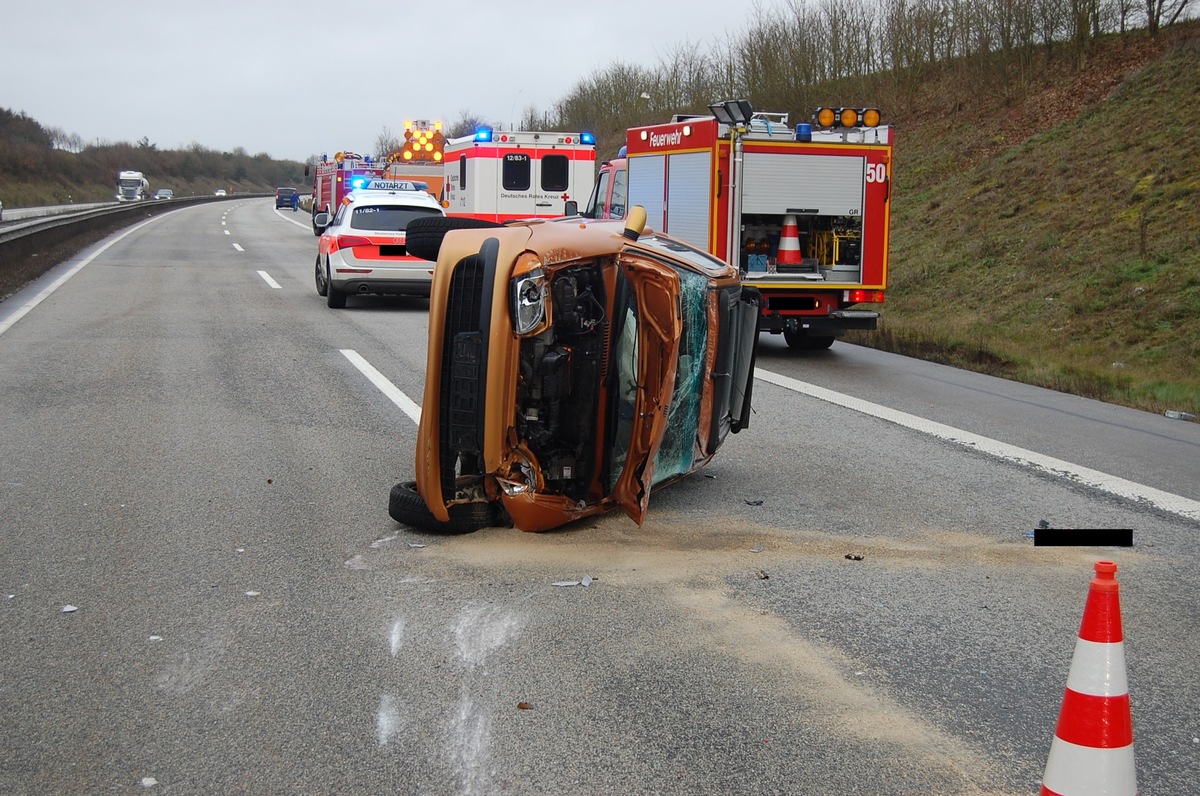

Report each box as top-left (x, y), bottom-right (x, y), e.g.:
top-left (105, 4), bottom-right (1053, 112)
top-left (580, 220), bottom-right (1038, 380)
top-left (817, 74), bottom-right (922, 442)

top-left (374, 126), bottom-right (401, 160)
top-left (1146, 0), bottom-right (1193, 32)
top-left (447, 111), bottom-right (498, 140)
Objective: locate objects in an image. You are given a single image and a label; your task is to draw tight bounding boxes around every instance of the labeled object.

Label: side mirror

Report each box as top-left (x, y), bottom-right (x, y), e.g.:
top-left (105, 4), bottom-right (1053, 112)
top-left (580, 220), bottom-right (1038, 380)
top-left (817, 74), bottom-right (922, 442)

top-left (564, 200), bottom-right (578, 217)
top-left (313, 212), bottom-right (331, 229)
top-left (304, 165), bottom-right (310, 177)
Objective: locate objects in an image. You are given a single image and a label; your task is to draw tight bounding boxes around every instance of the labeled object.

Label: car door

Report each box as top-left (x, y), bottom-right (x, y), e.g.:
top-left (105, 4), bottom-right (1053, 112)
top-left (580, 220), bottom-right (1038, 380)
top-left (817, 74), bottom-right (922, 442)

top-left (610, 255), bottom-right (682, 526)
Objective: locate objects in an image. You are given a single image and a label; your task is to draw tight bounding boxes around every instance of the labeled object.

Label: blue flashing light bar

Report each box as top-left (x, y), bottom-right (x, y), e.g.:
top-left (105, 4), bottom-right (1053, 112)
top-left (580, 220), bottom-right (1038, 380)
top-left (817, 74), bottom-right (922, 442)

top-left (474, 128), bottom-right (494, 142)
top-left (580, 132), bottom-right (596, 145)
top-left (349, 176), bottom-right (370, 190)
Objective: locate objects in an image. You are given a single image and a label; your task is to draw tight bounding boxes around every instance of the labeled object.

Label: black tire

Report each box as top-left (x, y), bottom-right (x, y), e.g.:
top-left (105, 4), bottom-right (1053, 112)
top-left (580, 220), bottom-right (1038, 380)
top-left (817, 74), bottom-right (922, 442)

top-left (783, 330), bottom-right (836, 350)
top-left (388, 481), bottom-right (498, 534)
top-left (315, 255), bottom-right (328, 297)
top-left (326, 263), bottom-right (346, 308)
top-left (405, 216), bottom-right (504, 262)
top-left (809, 336), bottom-right (836, 350)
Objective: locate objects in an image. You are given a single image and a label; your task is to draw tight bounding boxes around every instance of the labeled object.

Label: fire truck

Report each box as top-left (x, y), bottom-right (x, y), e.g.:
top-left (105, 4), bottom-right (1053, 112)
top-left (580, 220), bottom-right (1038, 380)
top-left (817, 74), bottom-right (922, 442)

top-left (383, 119), bottom-right (447, 199)
top-left (307, 151), bottom-right (385, 235)
top-left (581, 101), bottom-right (892, 349)
top-left (441, 128), bottom-right (596, 222)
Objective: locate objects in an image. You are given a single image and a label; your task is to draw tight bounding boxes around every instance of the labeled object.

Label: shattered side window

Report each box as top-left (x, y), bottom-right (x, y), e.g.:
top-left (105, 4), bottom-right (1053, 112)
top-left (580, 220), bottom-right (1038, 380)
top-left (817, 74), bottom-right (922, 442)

top-left (651, 267), bottom-right (708, 483)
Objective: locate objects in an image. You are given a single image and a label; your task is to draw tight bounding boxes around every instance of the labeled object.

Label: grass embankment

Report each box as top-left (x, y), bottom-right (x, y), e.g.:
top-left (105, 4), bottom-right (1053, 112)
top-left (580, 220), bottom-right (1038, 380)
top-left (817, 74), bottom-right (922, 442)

top-left (845, 26), bottom-right (1200, 416)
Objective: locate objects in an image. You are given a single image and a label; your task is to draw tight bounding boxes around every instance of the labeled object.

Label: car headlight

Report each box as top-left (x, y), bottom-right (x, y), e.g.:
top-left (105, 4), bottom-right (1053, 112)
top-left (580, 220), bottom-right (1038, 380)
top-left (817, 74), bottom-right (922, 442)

top-left (510, 268), bottom-right (546, 335)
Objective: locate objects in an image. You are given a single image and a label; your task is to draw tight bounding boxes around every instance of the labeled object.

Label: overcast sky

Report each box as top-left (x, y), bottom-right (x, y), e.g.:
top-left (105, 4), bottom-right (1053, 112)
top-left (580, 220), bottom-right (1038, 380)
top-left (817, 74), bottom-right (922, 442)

top-left (3, 0), bottom-right (764, 162)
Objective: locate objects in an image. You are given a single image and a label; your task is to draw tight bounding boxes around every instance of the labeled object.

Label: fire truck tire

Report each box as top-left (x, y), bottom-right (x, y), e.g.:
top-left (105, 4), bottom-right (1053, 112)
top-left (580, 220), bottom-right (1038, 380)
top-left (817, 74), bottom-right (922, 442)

top-left (325, 265), bottom-right (347, 309)
top-left (388, 481), bottom-right (498, 534)
top-left (784, 330), bottom-right (836, 350)
top-left (314, 255), bottom-right (328, 297)
top-left (405, 217), bottom-right (504, 262)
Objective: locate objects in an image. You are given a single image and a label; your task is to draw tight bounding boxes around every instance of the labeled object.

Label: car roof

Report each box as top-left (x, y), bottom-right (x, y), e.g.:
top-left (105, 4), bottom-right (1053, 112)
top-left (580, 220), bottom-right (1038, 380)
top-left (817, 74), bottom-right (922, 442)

top-left (344, 189), bottom-right (443, 209)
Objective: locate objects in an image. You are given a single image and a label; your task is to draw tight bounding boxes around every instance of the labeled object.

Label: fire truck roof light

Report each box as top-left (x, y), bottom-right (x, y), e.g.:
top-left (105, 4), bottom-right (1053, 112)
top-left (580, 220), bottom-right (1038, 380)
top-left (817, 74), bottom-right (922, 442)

top-left (814, 107), bottom-right (883, 129)
top-left (474, 128), bottom-right (494, 142)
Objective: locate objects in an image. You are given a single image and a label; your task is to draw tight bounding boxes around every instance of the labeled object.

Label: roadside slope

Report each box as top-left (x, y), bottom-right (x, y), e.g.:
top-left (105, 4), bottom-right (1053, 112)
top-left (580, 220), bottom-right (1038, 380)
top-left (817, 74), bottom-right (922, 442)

top-left (859, 24), bottom-right (1200, 416)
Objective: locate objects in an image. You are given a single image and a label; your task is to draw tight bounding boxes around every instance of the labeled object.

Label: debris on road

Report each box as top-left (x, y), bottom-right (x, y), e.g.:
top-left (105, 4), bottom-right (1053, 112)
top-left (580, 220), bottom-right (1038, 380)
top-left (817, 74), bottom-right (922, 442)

top-left (553, 575), bottom-right (594, 587)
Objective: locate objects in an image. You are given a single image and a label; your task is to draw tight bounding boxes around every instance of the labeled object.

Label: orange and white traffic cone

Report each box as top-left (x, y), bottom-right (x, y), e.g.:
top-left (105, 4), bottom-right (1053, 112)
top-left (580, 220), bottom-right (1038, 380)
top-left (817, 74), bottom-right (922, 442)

top-left (776, 214), bottom-right (803, 266)
top-left (1040, 561), bottom-right (1137, 796)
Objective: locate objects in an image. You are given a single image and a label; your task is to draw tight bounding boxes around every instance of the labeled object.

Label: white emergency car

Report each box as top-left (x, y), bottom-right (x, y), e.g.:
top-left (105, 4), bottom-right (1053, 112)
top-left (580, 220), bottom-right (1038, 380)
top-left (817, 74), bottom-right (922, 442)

top-left (313, 181), bottom-right (445, 308)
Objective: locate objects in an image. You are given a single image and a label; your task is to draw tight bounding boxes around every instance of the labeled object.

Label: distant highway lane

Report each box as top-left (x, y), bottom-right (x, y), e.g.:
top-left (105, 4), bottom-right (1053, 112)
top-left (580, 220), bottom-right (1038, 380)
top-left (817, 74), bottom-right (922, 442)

top-left (1, 200), bottom-right (1197, 795)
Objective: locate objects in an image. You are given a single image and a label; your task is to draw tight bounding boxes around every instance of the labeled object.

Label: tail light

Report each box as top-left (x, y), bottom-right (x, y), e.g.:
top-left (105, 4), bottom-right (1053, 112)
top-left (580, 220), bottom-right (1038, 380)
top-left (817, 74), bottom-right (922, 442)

top-left (332, 235), bottom-right (373, 252)
top-left (844, 289), bottom-right (885, 304)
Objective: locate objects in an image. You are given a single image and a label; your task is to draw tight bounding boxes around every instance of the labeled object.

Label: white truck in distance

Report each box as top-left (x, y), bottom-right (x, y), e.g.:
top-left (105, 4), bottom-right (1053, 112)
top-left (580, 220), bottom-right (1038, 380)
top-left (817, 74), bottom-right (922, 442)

top-left (116, 171), bottom-right (149, 201)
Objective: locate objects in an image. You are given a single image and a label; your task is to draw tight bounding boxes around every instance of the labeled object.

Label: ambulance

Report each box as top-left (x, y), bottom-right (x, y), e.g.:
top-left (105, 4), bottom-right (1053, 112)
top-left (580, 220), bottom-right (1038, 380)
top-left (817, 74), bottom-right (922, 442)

top-left (441, 128), bottom-right (596, 222)
top-left (581, 101), bottom-right (893, 349)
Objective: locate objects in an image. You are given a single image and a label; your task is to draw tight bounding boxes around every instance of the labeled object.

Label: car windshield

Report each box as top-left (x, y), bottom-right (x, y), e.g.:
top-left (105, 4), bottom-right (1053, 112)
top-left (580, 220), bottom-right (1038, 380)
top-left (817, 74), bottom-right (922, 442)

top-left (349, 205), bottom-right (442, 232)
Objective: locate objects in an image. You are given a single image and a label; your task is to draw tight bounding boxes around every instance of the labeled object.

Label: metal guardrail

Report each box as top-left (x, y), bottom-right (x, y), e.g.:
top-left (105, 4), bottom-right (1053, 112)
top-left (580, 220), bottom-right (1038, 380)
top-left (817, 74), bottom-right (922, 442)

top-left (0, 194), bottom-right (270, 300)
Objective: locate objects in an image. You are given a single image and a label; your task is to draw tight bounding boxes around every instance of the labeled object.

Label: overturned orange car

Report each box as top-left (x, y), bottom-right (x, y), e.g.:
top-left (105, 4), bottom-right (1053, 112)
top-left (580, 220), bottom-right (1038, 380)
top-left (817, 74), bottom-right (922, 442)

top-left (388, 208), bottom-right (761, 533)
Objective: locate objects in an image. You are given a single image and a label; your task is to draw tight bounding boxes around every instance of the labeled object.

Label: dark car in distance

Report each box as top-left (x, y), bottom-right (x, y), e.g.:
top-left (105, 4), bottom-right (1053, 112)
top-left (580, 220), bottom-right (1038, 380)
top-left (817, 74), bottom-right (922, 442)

top-left (275, 187), bottom-right (298, 209)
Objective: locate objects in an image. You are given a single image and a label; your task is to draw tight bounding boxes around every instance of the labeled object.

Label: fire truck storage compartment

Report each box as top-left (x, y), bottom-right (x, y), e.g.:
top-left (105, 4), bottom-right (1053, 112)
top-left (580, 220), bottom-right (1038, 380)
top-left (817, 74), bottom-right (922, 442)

top-left (627, 152), bottom-right (713, 253)
top-left (740, 151), bottom-right (866, 283)
top-left (740, 213), bottom-right (864, 282)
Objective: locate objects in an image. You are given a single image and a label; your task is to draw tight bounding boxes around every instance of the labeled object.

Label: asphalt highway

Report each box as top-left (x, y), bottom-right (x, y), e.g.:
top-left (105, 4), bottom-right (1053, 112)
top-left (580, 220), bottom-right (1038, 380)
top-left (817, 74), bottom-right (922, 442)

top-left (1, 201), bottom-right (1197, 795)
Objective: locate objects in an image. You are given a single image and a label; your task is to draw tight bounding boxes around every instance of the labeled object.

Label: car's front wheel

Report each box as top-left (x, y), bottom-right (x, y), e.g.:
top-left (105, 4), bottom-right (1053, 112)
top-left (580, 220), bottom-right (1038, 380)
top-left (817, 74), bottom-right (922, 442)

top-left (314, 255), bottom-right (328, 297)
top-left (388, 481), bottom-right (498, 534)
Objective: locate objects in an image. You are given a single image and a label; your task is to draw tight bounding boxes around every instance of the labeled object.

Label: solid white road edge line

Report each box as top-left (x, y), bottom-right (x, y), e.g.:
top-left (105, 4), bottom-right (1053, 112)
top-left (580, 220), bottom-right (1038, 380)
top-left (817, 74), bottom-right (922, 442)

top-left (756, 367), bottom-right (1200, 524)
top-left (274, 207), bottom-right (312, 230)
top-left (257, 271), bottom-right (282, 289)
top-left (341, 349), bottom-right (422, 424)
top-left (0, 215), bottom-right (163, 338)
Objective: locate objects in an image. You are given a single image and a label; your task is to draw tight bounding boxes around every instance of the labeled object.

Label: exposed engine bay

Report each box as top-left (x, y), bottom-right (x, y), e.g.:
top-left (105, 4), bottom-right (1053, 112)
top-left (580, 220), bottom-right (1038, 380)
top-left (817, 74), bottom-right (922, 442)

top-left (515, 264), bottom-right (609, 501)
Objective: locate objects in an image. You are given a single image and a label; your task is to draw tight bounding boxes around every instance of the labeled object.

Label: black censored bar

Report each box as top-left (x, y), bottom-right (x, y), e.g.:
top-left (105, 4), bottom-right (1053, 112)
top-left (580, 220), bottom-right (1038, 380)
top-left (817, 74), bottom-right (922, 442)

top-left (1033, 528), bottom-right (1134, 547)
